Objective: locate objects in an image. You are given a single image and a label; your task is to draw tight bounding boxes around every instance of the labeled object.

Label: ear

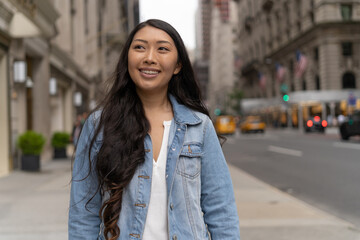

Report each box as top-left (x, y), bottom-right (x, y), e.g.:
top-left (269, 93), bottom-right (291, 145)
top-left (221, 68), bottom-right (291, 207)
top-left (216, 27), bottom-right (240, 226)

top-left (173, 62), bottom-right (182, 75)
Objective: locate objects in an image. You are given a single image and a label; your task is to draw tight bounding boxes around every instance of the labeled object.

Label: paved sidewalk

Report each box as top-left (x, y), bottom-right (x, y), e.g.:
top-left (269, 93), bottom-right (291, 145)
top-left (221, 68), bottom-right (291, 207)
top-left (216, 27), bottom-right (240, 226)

top-left (0, 158), bottom-right (359, 239)
top-left (231, 165), bottom-right (360, 240)
top-left (0, 159), bottom-right (71, 240)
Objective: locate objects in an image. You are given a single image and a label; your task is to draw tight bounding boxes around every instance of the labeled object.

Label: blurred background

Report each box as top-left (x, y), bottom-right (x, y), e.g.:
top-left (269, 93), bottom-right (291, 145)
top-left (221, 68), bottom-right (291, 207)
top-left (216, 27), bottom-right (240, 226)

top-left (1, 0), bottom-right (360, 239)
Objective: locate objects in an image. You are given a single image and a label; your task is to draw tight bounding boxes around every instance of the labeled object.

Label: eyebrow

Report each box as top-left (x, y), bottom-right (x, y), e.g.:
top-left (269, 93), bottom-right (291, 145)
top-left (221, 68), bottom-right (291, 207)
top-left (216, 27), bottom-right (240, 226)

top-left (133, 39), bottom-right (173, 46)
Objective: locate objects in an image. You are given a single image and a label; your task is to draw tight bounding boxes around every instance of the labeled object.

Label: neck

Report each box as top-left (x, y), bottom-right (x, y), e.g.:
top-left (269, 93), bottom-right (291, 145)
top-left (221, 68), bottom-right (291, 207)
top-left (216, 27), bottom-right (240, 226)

top-left (137, 90), bottom-right (171, 113)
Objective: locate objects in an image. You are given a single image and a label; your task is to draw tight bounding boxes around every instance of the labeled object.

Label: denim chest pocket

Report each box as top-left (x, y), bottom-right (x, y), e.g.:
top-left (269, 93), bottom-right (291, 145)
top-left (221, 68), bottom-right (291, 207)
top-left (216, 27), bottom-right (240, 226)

top-left (176, 143), bottom-right (203, 179)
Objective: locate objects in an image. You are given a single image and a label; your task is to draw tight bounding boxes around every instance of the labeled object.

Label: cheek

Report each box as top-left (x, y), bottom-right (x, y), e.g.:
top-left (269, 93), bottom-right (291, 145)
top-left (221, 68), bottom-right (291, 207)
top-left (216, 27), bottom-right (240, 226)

top-left (164, 57), bottom-right (179, 73)
top-left (127, 56), bottom-right (138, 75)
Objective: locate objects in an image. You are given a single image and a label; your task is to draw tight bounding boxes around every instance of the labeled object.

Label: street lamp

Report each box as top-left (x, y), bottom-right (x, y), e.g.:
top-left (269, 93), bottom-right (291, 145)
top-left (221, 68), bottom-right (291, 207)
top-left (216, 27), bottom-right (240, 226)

top-left (74, 92), bottom-right (82, 107)
top-left (13, 61), bottom-right (27, 83)
top-left (49, 77), bottom-right (57, 95)
top-left (25, 77), bottom-right (33, 88)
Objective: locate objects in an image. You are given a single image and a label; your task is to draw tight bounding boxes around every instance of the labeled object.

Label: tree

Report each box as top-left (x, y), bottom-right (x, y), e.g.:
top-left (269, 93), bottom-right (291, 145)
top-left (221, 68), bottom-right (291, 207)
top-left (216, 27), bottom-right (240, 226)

top-left (227, 88), bottom-right (244, 115)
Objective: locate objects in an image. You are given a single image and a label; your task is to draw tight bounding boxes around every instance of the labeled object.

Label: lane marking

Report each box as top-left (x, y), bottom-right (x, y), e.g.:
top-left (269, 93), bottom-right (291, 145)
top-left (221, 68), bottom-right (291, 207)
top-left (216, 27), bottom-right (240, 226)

top-left (333, 142), bottom-right (360, 151)
top-left (268, 145), bottom-right (303, 157)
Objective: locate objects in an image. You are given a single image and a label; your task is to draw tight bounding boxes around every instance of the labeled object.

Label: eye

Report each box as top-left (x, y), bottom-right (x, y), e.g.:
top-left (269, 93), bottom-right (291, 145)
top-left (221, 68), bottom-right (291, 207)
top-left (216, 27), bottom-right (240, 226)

top-left (158, 46), bottom-right (170, 52)
top-left (133, 45), bottom-right (145, 50)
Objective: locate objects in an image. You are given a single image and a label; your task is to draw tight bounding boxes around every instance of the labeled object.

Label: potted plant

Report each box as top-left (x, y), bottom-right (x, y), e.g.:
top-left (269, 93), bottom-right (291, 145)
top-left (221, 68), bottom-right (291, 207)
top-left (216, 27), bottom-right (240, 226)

top-left (51, 132), bottom-right (70, 159)
top-left (17, 130), bottom-right (46, 171)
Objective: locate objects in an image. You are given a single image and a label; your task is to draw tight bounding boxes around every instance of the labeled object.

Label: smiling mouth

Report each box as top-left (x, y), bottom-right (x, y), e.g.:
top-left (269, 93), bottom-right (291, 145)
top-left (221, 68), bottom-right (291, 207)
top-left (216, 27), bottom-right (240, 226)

top-left (140, 69), bottom-right (160, 75)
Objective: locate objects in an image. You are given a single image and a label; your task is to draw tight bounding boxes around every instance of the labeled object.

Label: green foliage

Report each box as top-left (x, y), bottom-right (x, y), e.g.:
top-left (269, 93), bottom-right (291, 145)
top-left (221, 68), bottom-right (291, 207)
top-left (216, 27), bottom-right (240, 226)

top-left (51, 132), bottom-right (70, 149)
top-left (228, 88), bottom-right (244, 115)
top-left (17, 131), bottom-right (46, 155)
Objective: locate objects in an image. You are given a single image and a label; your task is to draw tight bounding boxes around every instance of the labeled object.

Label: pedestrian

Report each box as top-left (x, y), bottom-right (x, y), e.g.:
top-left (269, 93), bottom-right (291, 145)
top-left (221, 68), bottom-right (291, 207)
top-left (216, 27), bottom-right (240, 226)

top-left (70, 114), bottom-right (82, 146)
top-left (338, 114), bottom-right (345, 124)
top-left (68, 19), bottom-right (240, 240)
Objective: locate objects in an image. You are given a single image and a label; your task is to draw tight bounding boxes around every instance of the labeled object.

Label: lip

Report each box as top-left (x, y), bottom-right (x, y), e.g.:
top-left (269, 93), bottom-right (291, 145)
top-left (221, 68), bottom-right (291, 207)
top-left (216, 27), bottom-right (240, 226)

top-left (139, 68), bottom-right (160, 78)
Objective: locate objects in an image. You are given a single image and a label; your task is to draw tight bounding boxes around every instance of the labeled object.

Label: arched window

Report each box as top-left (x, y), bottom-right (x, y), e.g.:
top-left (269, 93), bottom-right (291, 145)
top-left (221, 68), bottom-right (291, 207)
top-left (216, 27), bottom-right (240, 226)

top-left (342, 72), bottom-right (356, 89)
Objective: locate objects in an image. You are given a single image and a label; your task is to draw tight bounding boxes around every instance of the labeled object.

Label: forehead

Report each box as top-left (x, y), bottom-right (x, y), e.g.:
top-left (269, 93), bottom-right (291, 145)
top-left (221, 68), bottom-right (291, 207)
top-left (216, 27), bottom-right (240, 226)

top-left (132, 26), bottom-right (175, 45)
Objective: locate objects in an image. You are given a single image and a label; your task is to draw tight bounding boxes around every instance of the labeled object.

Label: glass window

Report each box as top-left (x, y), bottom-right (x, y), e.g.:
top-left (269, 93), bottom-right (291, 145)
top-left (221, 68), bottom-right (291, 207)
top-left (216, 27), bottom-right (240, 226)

top-left (341, 4), bottom-right (352, 21)
top-left (342, 42), bottom-right (353, 56)
top-left (302, 79), bottom-right (307, 90)
top-left (315, 75), bottom-right (320, 90)
top-left (314, 47), bottom-right (319, 61)
top-left (84, 0), bottom-right (89, 35)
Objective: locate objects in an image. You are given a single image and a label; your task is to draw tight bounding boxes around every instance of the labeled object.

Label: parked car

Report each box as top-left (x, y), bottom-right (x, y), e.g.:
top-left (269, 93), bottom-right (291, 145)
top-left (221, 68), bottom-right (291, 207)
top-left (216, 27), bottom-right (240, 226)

top-left (304, 116), bottom-right (327, 133)
top-left (215, 115), bottom-right (236, 135)
top-left (339, 110), bottom-right (360, 140)
top-left (240, 116), bottom-right (266, 133)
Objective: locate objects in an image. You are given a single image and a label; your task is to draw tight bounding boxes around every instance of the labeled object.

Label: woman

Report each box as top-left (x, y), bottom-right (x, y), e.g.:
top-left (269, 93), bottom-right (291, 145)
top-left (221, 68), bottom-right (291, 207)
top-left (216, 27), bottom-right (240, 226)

top-left (69, 19), bottom-right (240, 240)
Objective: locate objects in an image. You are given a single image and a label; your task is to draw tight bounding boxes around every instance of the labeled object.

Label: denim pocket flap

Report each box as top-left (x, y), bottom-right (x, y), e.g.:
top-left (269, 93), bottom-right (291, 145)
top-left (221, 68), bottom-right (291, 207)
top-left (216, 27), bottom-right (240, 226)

top-left (180, 143), bottom-right (203, 157)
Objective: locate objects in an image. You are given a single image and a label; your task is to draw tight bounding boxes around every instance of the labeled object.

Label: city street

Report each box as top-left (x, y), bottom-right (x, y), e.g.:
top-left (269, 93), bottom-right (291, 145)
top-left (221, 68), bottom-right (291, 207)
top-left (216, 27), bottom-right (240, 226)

top-left (224, 128), bottom-right (360, 229)
top-left (1, 131), bottom-right (360, 239)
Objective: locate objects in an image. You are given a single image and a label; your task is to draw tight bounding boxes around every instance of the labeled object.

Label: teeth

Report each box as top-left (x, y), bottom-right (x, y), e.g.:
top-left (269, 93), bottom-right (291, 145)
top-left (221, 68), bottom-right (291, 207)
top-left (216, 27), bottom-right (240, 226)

top-left (141, 70), bottom-right (158, 74)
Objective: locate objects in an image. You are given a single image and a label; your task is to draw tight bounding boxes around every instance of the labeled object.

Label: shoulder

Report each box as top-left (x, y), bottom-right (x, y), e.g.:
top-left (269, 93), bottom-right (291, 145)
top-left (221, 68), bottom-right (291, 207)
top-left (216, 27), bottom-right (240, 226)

top-left (192, 111), bottom-right (211, 126)
top-left (90, 110), bottom-right (102, 125)
top-left (81, 110), bottom-right (103, 140)
top-left (189, 111), bottom-right (216, 138)
top-left (84, 110), bottom-right (102, 129)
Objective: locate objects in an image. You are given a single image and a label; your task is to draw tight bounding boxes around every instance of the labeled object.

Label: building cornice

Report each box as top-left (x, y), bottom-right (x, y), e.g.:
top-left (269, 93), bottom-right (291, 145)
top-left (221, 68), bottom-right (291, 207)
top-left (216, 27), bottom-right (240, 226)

top-left (8, 0), bottom-right (59, 38)
top-left (50, 43), bottom-right (91, 90)
top-left (266, 21), bottom-right (360, 60)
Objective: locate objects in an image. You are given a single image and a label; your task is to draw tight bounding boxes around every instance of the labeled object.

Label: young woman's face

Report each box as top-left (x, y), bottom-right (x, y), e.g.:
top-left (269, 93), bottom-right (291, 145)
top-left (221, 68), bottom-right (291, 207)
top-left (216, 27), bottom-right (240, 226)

top-left (128, 26), bottom-right (181, 95)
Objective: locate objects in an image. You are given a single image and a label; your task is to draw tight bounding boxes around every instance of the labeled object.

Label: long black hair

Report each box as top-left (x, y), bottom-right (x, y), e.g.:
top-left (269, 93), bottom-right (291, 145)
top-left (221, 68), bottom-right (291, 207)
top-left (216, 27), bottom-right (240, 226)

top-left (87, 19), bottom-right (209, 240)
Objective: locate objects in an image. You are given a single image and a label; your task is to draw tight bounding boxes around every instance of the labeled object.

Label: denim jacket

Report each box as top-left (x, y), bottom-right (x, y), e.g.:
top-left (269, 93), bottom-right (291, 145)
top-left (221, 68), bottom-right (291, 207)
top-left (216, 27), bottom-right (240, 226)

top-left (69, 95), bottom-right (240, 240)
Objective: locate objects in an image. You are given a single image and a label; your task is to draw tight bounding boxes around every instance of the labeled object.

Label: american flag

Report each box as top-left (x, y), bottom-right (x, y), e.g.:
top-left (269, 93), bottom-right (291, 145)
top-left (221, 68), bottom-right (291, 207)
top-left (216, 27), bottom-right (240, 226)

top-left (258, 72), bottom-right (266, 89)
top-left (295, 50), bottom-right (308, 79)
top-left (276, 63), bottom-right (286, 82)
top-left (215, 0), bottom-right (229, 22)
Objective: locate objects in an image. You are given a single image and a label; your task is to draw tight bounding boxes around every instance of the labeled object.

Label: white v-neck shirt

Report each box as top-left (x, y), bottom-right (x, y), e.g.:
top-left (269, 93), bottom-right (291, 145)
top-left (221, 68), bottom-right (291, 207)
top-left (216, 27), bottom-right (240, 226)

top-left (143, 120), bottom-right (172, 240)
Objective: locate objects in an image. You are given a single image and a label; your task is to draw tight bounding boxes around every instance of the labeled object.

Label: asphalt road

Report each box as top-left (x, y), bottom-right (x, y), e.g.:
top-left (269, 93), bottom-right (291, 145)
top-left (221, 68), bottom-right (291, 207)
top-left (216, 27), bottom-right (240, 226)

top-left (223, 128), bottom-right (360, 229)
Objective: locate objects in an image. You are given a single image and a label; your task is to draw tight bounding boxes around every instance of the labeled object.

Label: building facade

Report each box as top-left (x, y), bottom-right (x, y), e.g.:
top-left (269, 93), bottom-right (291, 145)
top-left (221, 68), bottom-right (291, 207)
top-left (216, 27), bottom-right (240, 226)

top-left (194, 0), bottom-right (212, 102)
top-left (0, 0), bottom-right (139, 176)
top-left (237, 0), bottom-right (360, 128)
top-left (205, 0), bottom-right (239, 116)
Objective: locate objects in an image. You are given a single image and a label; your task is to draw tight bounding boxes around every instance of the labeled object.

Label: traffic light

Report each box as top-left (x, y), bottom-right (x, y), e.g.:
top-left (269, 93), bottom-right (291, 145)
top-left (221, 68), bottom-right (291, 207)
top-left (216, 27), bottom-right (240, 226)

top-left (214, 108), bottom-right (221, 116)
top-left (280, 83), bottom-right (289, 102)
top-left (283, 94), bottom-right (289, 102)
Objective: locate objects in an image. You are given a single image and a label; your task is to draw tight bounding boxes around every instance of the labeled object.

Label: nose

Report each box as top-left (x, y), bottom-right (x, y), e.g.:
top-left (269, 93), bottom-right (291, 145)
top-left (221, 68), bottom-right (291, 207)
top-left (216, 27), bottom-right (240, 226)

top-left (143, 48), bottom-right (156, 65)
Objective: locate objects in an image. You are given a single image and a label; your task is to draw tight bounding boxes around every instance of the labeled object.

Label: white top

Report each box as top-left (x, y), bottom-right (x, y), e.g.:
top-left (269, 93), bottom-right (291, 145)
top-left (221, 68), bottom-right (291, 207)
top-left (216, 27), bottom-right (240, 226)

top-left (143, 120), bottom-right (172, 240)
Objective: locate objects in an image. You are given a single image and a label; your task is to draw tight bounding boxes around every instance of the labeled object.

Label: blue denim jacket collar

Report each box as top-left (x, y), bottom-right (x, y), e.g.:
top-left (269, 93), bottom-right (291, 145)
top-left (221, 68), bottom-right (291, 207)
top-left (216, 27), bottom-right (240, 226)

top-left (169, 94), bottom-right (202, 126)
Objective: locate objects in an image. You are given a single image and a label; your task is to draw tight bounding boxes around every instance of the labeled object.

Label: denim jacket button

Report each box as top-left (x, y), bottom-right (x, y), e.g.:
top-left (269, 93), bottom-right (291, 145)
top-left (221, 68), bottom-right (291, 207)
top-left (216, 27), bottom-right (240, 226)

top-left (172, 147), bottom-right (176, 151)
top-left (170, 203), bottom-right (174, 210)
top-left (172, 235), bottom-right (177, 240)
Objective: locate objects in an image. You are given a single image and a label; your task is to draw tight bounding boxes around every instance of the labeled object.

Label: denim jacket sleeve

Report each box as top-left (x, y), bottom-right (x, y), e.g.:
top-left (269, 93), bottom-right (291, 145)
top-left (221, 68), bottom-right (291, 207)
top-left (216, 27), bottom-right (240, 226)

top-left (200, 118), bottom-right (240, 239)
top-left (68, 114), bottom-right (102, 239)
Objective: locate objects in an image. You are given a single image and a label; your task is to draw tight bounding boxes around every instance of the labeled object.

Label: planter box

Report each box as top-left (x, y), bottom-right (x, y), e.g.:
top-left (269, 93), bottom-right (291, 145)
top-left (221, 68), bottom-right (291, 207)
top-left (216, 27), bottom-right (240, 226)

top-left (21, 155), bottom-right (40, 171)
top-left (54, 148), bottom-right (67, 159)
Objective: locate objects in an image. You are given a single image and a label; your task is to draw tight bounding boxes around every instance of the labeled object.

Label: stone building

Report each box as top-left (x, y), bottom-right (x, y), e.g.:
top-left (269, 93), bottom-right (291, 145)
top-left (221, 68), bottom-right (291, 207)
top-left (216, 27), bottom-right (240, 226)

top-left (237, 0), bottom-right (360, 128)
top-left (198, 0), bottom-right (239, 116)
top-left (0, 0), bottom-right (139, 176)
top-left (194, 0), bottom-right (212, 102)
top-left (0, 0), bottom-right (59, 175)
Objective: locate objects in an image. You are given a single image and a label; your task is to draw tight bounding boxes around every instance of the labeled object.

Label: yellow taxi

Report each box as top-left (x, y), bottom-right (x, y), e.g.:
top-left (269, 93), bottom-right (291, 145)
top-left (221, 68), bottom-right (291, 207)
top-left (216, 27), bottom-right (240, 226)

top-left (240, 116), bottom-right (266, 133)
top-left (215, 115), bottom-right (237, 135)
